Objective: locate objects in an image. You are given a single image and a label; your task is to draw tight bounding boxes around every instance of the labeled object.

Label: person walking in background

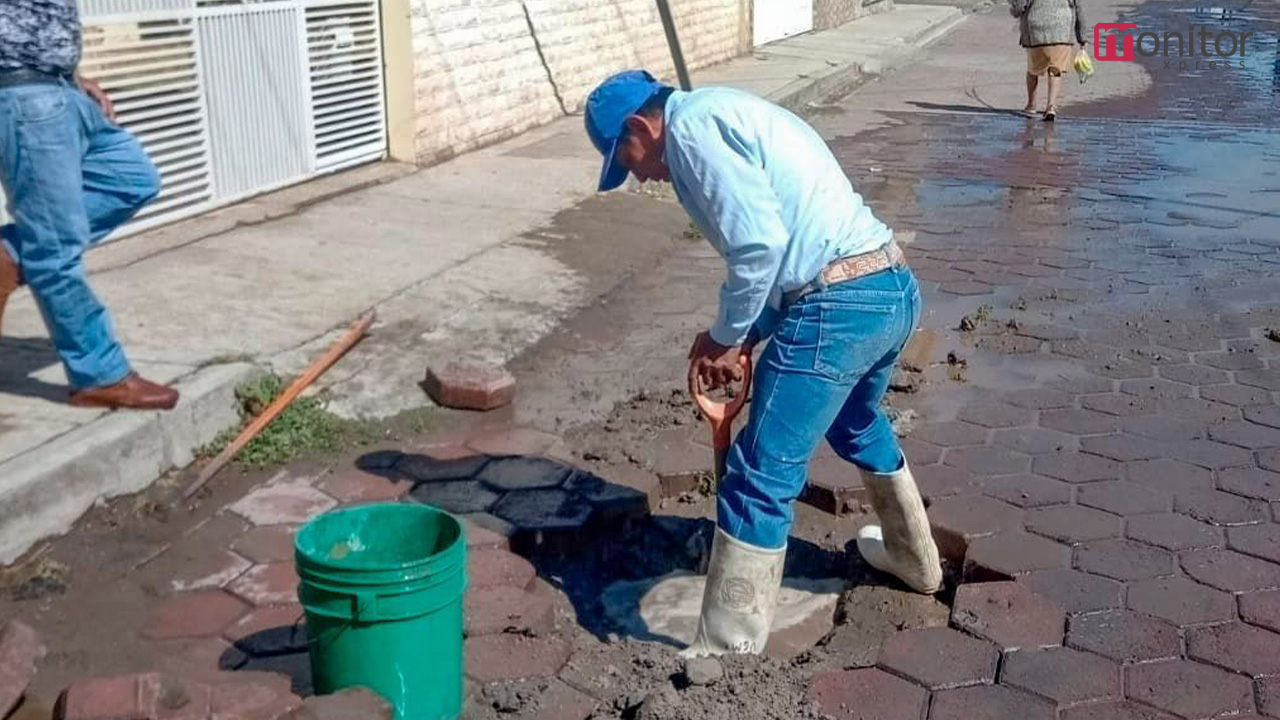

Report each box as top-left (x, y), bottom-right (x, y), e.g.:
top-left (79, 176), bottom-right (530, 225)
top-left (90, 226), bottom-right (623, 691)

top-left (1012, 0), bottom-right (1088, 121)
top-left (0, 0), bottom-right (179, 410)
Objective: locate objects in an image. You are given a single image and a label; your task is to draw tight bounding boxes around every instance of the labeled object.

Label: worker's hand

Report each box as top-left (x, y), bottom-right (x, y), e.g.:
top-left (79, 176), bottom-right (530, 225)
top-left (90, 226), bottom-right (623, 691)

top-left (688, 331), bottom-right (746, 391)
top-left (79, 75), bottom-right (116, 123)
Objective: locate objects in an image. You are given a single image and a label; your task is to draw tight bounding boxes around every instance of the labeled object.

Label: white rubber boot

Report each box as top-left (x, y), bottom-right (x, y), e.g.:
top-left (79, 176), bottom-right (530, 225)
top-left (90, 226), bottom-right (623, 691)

top-left (856, 461), bottom-right (943, 594)
top-left (680, 528), bottom-right (786, 658)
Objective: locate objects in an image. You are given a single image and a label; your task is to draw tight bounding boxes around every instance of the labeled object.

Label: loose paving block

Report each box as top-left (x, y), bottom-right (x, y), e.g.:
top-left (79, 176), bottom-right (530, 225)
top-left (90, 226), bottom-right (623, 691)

top-left (465, 585), bottom-right (554, 637)
top-left (1002, 646), bottom-right (1121, 707)
top-left (409, 480), bottom-right (500, 515)
top-left (910, 421), bottom-right (989, 448)
top-left (228, 480), bottom-right (338, 527)
top-left (1187, 621), bottom-right (1280, 677)
top-left (318, 467), bottom-right (411, 502)
top-left (876, 627), bottom-right (999, 690)
top-left (1081, 435), bottom-right (1170, 463)
top-left (1125, 513), bottom-right (1222, 550)
top-left (804, 456), bottom-right (869, 515)
top-left (396, 453), bottom-right (489, 483)
top-left (966, 531), bottom-right (1071, 580)
top-left (1019, 569), bottom-right (1125, 614)
top-left (469, 549), bottom-right (535, 590)
top-left (983, 474), bottom-right (1073, 508)
top-left (1026, 505), bottom-right (1123, 544)
top-left (1078, 482), bottom-right (1171, 516)
top-left (1120, 415), bottom-right (1205, 443)
top-left (993, 427), bottom-right (1076, 455)
top-left (1075, 539), bottom-right (1174, 581)
top-left (423, 362), bottom-right (515, 411)
top-left (1125, 459), bottom-right (1214, 495)
top-left (951, 582), bottom-right (1066, 649)
top-left (1229, 523), bottom-right (1280, 564)
top-left (1126, 659), bottom-right (1255, 720)
top-left (1176, 490), bottom-right (1270, 526)
top-left (476, 457), bottom-right (573, 492)
top-left (1034, 451), bottom-right (1122, 483)
top-left (957, 403), bottom-right (1037, 429)
top-left (282, 687), bottom-right (392, 719)
top-left (0, 621), bottom-right (45, 718)
top-left (223, 605), bottom-right (307, 656)
top-left (1059, 702), bottom-right (1178, 720)
top-left (1182, 547), bottom-right (1280, 592)
top-left (1220, 467), bottom-right (1280, 502)
top-left (1127, 576), bottom-right (1236, 626)
top-left (144, 591), bottom-right (249, 640)
top-left (466, 427), bottom-right (561, 458)
top-left (807, 668), bottom-right (928, 720)
top-left (945, 446), bottom-right (1033, 476)
top-left (1066, 610), bottom-right (1180, 663)
top-left (928, 495), bottom-right (1025, 561)
top-left (56, 673), bottom-right (210, 720)
top-left (929, 684), bottom-right (1055, 720)
top-left (227, 563), bottom-right (298, 607)
top-left (232, 525), bottom-right (298, 564)
top-left (1240, 589), bottom-right (1280, 633)
top-left (638, 428), bottom-right (712, 495)
top-left (465, 634), bottom-right (571, 683)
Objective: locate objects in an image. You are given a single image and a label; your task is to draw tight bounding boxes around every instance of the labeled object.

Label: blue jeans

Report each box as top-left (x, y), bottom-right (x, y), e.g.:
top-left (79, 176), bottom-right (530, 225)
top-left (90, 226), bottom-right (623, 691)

top-left (0, 81), bottom-right (160, 389)
top-left (718, 266), bottom-right (922, 549)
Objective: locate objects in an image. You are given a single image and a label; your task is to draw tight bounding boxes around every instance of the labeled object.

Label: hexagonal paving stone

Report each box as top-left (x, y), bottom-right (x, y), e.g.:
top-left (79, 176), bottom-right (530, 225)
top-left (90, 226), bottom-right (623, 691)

top-left (900, 437), bottom-right (944, 466)
top-left (469, 549), bottom-right (535, 590)
top-left (1198, 351), bottom-right (1267, 371)
top-left (957, 403), bottom-right (1037, 429)
top-left (876, 627), bottom-right (999, 690)
top-left (807, 668), bottom-right (928, 720)
top-left (1126, 660), bottom-right (1256, 719)
top-left (1172, 439), bottom-right (1254, 471)
top-left (1082, 394), bottom-right (1157, 417)
top-left (929, 684), bottom-right (1055, 720)
top-left (1240, 589), bottom-right (1280, 633)
top-left (466, 427), bottom-right (561, 457)
top-left (465, 585), bottom-right (555, 637)
top-left (1078, 482), bottom-right (1172, 516)
top-left (144, 591), bottom-right (250, 640)
top-left (1261, 449), bottom-right (1280, 474)
top-left (491, 489), bottom-right (593, 533)
top-left (982, 475), bottom-right (1073, 508)
top-left (1059, 702), bottom-right (1178, 720)
top-left (227, 563), bottom-right (298, 607)
top-left (1217, 467), bottom-right (1280, 502)
top-left (1034, 452), bottom-right (1123, 484)
top-left (910, 421), bottom-right (990, 448)
top-left (1176, 490), bottom-right (1270, 526)
top-left (466, 634), bottom-right (571, 683)
top-left (476, 457), bottom-right (574, 492)
top-left (1158, 364), bottom-right (1230, 386)
top-left (1002, 646), bottom-right (1121, 707)
top-left (914, 464), bottom-right (988, 502)
top-left (1090, 361), bottom-right (1155, 381)
top-left (1119, 378), bottom-right (1193, 400)
top-left (1187, 621), bottom-right (1280, 678)
top-left (409, 480), bottom-right (500, 515)
top-left (1228, 523), bottom-right (1280, 564)
top-left (1075, 539), bottom-right (1174, 581)
top-left (1210, 421), bottom-right (1280, 450)
top-left (1066, 610), bottom-right (1180, 663)
top-left (1125, 513), bottom-right (1223, 550)
top-left (222, 605), bottom-right (307, 656)
top-left (992, 428), bottom-right (1076, 456)
top-left (1259, 676), bottom-right (1280, 719)
top-left (1119, 415), bottom-right (1205, 443)
top-left (1244, 405), bottom-right (1280, 429)
top-left (1048, 374), bottom-right (1115, 396)
top-left (1182, 548), bottom-right (1280, 592)
top-left (1237, 369), bottom-right (1280, 391)
top-left (1125, 459), bottom-right (1214, 495)
top-left (1004, 389), bottom-right (1075, 410)
top-left (928, 495), bottom-right (1025, 561)
top-left (1127, 576), bottom-right (1236, 626)
top-left (1080, 435), bottom-right (1171, 463)
top-left (1018, 569), bottom-right (1125, 614)
top-left (945, 446), bottom-right (1033, 476)
top-left (1159, 398), bottom-right (1240, 425)
top-left (227, 480), bottom-right (338, 527)
top-left (1026, 505), bottom-right (1124, 545)
top-left (397, 453), bottom-right (489, 483)
top-left (966, 531), bottom-right (1071, 580)
top-left (951, 582), bottom-right (1066, 650)
top-left (231, 526), bottom-right (298, 565)
top-left (1039, 409), bottom-right (1119, 436)
top-left (1198, 382), bottom-right (1270, 407)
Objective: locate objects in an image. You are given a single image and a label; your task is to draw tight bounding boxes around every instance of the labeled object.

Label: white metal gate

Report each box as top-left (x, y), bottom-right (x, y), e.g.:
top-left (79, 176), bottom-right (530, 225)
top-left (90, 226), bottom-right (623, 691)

top-left (0, 0), bottom-right (388, 235)
top-left (753, 0), bottom-right (814, 46)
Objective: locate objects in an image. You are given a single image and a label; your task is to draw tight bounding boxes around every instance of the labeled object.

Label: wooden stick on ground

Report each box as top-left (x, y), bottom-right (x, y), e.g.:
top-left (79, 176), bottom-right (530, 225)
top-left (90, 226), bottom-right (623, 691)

top-left (184, 311), bottom-right (376, 499)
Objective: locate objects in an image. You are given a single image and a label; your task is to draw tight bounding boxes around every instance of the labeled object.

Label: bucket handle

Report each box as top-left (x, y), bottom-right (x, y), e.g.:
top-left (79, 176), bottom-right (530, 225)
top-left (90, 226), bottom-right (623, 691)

top-left (353, 590), bottom-right (378, 622)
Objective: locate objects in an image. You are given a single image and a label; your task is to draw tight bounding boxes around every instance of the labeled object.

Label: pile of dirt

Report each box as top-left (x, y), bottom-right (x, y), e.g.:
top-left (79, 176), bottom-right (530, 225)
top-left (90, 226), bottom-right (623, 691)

top-left (561, 389), bottom-right (702, 468)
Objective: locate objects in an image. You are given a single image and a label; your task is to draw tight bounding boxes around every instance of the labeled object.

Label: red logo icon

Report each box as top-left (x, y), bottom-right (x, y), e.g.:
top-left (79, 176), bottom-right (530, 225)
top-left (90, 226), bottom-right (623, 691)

top-left (1095, 22), bottom-right (1138, 61)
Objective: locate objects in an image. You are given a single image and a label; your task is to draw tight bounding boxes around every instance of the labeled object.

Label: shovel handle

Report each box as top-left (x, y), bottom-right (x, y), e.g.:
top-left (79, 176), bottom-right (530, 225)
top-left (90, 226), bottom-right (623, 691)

top-left (689, 355), bottom-right (753, 451)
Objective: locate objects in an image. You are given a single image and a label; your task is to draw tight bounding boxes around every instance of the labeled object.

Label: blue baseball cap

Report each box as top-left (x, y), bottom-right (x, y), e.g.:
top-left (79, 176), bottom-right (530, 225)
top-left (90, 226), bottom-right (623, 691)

top-left (585, 70), bottom-right (667, 192)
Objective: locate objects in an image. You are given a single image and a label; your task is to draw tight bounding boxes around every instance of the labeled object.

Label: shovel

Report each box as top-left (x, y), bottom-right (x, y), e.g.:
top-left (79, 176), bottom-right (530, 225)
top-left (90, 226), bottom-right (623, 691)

top-left (689, 355), bottom-right (753, 485)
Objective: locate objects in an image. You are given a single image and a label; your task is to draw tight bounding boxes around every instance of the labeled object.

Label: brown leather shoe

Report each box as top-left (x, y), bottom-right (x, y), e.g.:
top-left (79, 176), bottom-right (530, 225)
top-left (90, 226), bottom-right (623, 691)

top-left (0, 248), bottom-right (19, 337)
top-left (69, 373), bottom-right (180, 410)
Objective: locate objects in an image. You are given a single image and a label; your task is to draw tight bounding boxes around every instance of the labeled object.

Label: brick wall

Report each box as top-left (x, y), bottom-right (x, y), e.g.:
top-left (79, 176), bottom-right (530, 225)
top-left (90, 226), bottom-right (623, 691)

top-left (813, 0), bottom-right (860, 31)
top-left (408, 0), bottom-right (750, 163)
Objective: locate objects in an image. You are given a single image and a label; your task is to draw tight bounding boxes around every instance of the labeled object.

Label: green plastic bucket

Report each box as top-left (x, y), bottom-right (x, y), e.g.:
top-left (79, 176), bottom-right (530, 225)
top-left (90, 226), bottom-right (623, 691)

top-left (295, 503), bottom-right (466, 720)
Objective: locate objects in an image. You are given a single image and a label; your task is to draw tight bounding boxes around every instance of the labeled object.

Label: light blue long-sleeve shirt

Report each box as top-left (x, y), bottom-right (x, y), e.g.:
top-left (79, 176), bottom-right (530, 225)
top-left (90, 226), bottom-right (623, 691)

top-left (663, 87), bottom-right (893, 347)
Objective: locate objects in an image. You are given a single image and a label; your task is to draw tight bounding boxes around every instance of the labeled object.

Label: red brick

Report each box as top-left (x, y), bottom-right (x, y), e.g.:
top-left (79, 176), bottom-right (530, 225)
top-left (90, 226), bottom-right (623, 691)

top-left (1229, 523), bottom-right (1280, 564)
top-left (317, 467), bottom-right (411, 502)
top-left (231, 526), bottom-right (298, 565)
top-left (0, 621), bottom-right (45, 718)
top-left (466, 427), bottom-right (560, 457)
top-left (210, 672), bottom-right (302, 719)
top-left (144, 591), bottom-right (250, 640)
top-left (1018, 569), bottom-right (1124, 614)
top-left (928, 495), bottom-right (1024, 562)
top-left (1025, 505), bottom-right (1123, 545)
top-left (1126, 660), bottom-right (1255, 719)
top-left (283, 687), bottom-right (391, 719)
top-left (222, 605), bottom-right (307, 657)
top-left (465, 585), bottom-right (554, 637)
top-left (1002, 646), bottom-right (1121, 707)
top-left (1182, 547), bottom-right (1280, 592)
top-left (423, 362), bottom-right (515, 411)
top-left (965, 531), bottom-right (1071, 580)
top-left (1034, 451), bottom-right (1122, 483)
top-left (1240, 589), bottom-right (1280, 633)
top-left (929, 684), bottom-right (1054, 720)
top-left (951, 582), bottom-right (1065, 650)
top-left (462, 517), bottom-right (511, 552)
top-left (56, 673), bottom-right (211, 720)
top-left (1127, 576), bottom-right (1236, 627)
top-left (876, 627), bottom-right (999, 690)
top-left (1066, 610), bottom-right (1180, 663)
top-left (807, 668), bottom-right (928, 720)
top-left (227, 564), bottom-right (299, 607)
top-left (465, 634), bottom-right (570, 683)
top-left (469, 550), bottom-right (535, 590)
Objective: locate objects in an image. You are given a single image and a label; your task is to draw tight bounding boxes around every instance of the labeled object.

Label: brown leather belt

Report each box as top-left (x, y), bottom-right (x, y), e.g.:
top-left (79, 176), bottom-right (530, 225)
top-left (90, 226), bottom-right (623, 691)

top-left (782, 242), bottom-right (906, 307)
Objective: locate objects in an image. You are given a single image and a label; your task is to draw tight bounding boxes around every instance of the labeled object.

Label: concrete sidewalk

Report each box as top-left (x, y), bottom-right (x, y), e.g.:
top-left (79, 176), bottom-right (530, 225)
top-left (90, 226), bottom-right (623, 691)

top-left (0, 2), bottom-right (967, 563)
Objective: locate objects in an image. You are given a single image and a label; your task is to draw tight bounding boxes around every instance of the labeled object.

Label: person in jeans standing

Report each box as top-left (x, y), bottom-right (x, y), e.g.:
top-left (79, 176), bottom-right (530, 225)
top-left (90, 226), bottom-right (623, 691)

top-left (0, 0), bottom-right (178, 409)
top-left (1012, 0), bottom-right (1088, 121)
top-left (584, 70), bottom-right (943, 657)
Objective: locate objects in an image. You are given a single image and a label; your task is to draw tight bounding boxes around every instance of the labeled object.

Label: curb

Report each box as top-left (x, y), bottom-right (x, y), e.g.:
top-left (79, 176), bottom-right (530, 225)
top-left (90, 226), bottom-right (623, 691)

top-left (0, 362), bottom-right (263, 564)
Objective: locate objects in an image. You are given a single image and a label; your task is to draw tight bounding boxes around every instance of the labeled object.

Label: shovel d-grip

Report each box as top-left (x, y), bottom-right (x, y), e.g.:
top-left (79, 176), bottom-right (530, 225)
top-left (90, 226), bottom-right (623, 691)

top-left (689, 355), bottom-right (752, 484)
